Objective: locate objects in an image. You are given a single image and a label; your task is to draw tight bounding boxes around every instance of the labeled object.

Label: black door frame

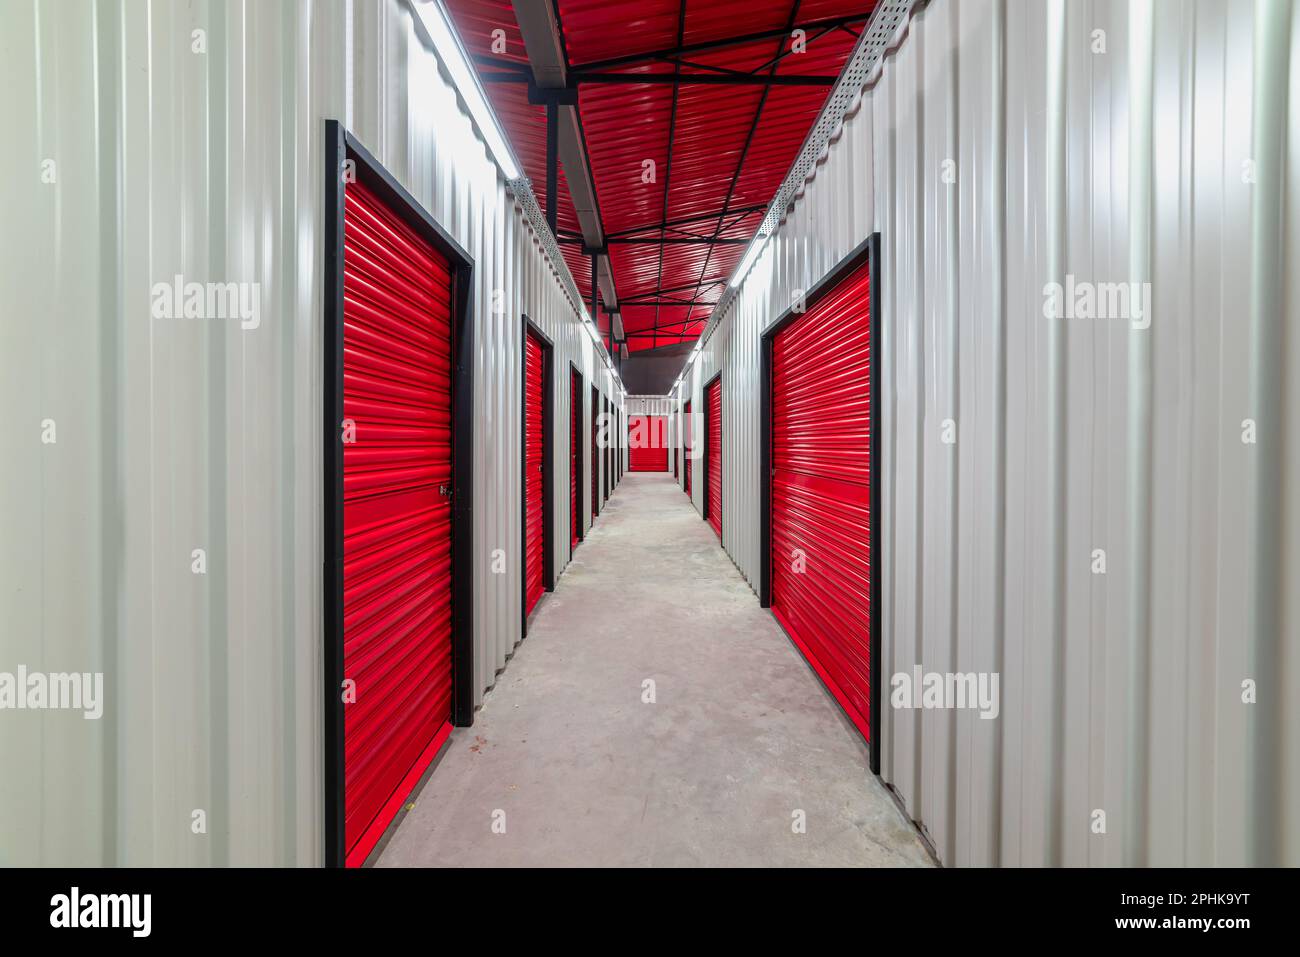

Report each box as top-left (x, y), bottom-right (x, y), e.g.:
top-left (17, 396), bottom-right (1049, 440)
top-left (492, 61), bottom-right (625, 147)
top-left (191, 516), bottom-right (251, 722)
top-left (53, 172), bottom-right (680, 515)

top-left (521, 315), bottom-right (555, 638)
top-left (322, 120), bottom-right (476, 867)
top-left (759, 231), bottom-right (881, 774)
top-left (702, 370), bottom-right (723, 540)
top-left (569, 362), bottom-right (585, 556)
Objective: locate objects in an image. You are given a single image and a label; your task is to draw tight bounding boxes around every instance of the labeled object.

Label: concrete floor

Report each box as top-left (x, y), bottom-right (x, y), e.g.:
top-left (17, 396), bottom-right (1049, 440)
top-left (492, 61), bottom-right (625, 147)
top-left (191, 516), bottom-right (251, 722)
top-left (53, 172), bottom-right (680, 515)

top-left (377, 473), bottom-right (933, 867)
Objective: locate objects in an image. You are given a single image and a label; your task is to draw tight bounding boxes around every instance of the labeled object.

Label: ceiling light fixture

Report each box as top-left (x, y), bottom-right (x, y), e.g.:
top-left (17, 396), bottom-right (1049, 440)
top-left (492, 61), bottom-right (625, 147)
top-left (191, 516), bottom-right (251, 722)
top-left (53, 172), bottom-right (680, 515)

top-left (411, 1), bottom-right (521, 180)
top-left (728, 230), bottom-right (770, 290)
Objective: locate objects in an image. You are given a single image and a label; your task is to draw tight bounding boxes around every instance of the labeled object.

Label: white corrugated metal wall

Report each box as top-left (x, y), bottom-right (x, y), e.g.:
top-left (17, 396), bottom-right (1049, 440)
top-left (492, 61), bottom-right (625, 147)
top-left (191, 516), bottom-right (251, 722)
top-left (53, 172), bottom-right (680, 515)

top-left (682, 0), bottom-right (1299, 866)
top-left (0, 0), bottom-right (621, 866)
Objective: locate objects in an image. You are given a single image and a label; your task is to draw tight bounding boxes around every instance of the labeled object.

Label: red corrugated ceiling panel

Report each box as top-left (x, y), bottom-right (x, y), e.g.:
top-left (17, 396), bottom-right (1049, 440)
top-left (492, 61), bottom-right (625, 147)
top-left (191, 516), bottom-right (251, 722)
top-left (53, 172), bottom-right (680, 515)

top-left (444, 0), bottom-right (875, 352)
top-left (771, 259), bottom-right (872, 744)
top-left (629, 415), bottom-right (667, 471)
top-left (706, 377), bottom-right (722, 538)
top-left (570, 369), bottom-right (581, 549)
top-left (342, 178), bottom-right (454, 866)
top-left (524, 329), bottom-right (545, 615)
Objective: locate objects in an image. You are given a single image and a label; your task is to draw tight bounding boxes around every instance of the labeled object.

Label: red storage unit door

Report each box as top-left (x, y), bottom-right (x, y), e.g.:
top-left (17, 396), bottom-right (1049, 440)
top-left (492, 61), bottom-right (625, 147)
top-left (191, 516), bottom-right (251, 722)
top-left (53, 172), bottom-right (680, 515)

top-left (342, 177), bottom-right (454, 866)
top-left (524, 330), bottom-right (545, 616)
top-left (706, 379), bottom-right (722, 538)
top-left (590, 387), bottom-right (599, 518)
top-left (629, 415), bottom-right (667, 471)
top-left (570, 370), bottom-right (580, 550)
top-left (771, 260), bottom-right (873, 745)
top-left (683, 401), bottom-right (692, 495)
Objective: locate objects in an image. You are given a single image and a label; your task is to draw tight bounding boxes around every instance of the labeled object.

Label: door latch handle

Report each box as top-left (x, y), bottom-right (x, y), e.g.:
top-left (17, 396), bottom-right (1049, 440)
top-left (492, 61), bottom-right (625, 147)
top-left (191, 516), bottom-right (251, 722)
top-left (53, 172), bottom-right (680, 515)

top-left (439, 484), bottom-right (453, 498)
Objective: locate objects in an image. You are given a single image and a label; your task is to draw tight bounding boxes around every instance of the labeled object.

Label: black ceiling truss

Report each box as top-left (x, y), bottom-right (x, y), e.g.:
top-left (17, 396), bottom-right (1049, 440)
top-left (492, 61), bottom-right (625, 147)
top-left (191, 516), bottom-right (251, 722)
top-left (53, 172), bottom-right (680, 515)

top-left (749, 20), bottom-right (847, 74)
top-left (558, 235), bottom-right (749, 246)
top-left (651, 0), bottom-right (688, 352)
top-left (484, 3), bottom-right (864, 357)
top-left (571, 12), bottom-right (872, 72)
top-left (604, 203), bottom-right (765, 239)
top-left (680, 0), bottom-right (805, 328)
top-left (618, 296), bottom-right (719, 307)
top-left (626, 320), bottom-right (707, 337)
top-left (482, 70), bottom-right (834, 87)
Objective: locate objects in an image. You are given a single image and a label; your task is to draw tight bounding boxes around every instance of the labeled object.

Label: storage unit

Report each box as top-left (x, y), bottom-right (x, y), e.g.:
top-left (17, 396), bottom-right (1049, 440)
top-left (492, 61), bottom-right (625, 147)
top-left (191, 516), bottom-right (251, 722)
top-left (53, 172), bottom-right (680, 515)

top-left (705, 376), bottom-right (722, 539)
top-left (332, 142), bottom-right (467, 868)
top-left (604, 396), bottom-right (612, 502)
top-left (763, 244), bottom-right (878, 771)
top-left (683, 401), bottom-right (692, 496)
top-left (570, 366), bottom-right (583, 554)
top-left (522, 322), bottom-right (552, 621)
top-left (628, 415), bottom-right (668, 471)
top-left (591, 385), bottom-right (601, 519)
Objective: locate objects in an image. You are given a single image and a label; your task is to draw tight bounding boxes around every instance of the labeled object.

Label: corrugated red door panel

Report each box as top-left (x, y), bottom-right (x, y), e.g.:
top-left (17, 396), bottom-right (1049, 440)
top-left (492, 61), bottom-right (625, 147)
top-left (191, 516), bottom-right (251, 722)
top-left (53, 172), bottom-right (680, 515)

top-left (342, 177), bottom-right (454, 866)
top-left (683, 401), bottom-right (692, 495)
top-left (706, 378), bottom-right (722, 539)
top-left (628, 415), bottom-right (667, 471)
top-left (590, 386), bottom-right (599, 518)
top-left (771, 260), bottom-right (872, 745)
top-left (524, 330), bottom-right (545, 615)
top-left (570, 369), bottom-right (580, 550)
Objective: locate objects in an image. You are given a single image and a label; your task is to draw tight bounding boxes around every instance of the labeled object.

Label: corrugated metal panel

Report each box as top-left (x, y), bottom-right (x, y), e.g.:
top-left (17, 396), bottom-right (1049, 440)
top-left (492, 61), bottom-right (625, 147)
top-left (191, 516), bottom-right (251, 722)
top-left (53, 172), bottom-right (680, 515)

top-left (624, 395), bottom-right (673, 416)
top-left (691, 0), bottom-right (1300, 866)
top-left (0, 0), bottom-right (621, 866)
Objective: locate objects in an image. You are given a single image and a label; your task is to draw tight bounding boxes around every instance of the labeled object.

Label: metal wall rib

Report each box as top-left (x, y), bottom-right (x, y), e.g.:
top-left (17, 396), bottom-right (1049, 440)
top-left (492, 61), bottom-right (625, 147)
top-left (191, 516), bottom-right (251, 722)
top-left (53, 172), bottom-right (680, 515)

top-left (0, 0), bottom-right (620, 866)
top-left (686, 0), bottom-right (1299, 866)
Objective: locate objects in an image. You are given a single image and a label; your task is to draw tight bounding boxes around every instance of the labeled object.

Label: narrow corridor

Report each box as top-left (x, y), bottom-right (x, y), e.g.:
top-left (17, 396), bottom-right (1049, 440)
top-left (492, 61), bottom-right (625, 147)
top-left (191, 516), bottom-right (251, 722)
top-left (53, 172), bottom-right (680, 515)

top-left (377, 474), bottom-right (931, 867)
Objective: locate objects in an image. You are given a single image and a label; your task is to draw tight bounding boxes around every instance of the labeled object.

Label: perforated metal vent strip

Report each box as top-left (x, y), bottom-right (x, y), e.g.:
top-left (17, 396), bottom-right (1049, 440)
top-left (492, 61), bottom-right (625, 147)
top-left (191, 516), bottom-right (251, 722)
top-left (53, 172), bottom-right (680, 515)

top-left (701, 0), bottom-right (916, 348)
top-left (506, 176), bottom-right (588, 318)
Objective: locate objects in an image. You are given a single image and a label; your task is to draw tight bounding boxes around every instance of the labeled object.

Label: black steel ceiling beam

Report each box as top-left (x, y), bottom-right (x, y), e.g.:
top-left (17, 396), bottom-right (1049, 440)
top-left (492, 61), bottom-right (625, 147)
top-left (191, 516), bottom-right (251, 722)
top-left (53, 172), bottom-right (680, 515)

top-left (604, 203), bottom-right (766, 239)
top-left (681, 0), bottom-right (804, 324)
top-left (749, 21), bottom-right (843, 74)
top-left (617, 297), bottom-right (716, 307)
top-left (545, 99), bottom-right (558, 234)
top-left (626, 322), bottom-right (707, 337)
top-left (558, 236), bottom-right (748, 246)
top-left (646, 278), bottom-right (726, 297)
top-left (483, 71), bottom-right (835, 86)
top-left (572, 12), bottom-right (872, 72)
top-left (624, 236), bottom-right (749, 245)
top-left (572, 71), bottom-right (834, 87)
top-left (654, 0), bottom-right (687, 352)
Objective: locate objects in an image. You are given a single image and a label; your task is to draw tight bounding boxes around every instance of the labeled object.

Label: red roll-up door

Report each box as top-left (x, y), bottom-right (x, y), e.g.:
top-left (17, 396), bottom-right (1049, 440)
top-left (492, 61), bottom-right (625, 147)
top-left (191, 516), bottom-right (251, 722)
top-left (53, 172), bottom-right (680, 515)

top-left (590, 386), bottom-right (600, 519)
top-left (342, 177), bottom-right (454, 866)
top-left (770, 260), bottom-right (873, 745)
top-left (683, 401), bottom-right (692, 496)
top-left (570, 369), bottom-right (580, 551)
top-left (524, 329), bottom-right (545, 616)
top-left (706, 379), bottom-right (722, 539)
top-left (629, 415), bottom-right (667, 471)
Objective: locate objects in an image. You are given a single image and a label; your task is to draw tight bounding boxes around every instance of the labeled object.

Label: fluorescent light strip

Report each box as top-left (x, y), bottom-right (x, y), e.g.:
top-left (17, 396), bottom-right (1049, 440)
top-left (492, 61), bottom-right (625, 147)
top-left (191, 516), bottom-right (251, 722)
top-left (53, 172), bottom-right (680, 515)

top-left (412, 1), bottom-right (521, 180)
top-left (728, 231), bottom-right (770, 289)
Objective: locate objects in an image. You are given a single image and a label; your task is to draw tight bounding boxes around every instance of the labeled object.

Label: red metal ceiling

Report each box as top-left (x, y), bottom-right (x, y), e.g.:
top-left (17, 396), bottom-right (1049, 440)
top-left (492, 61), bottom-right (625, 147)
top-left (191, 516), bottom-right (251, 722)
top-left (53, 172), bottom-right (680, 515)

top-left (444, 0), bottom-right (875, 352)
